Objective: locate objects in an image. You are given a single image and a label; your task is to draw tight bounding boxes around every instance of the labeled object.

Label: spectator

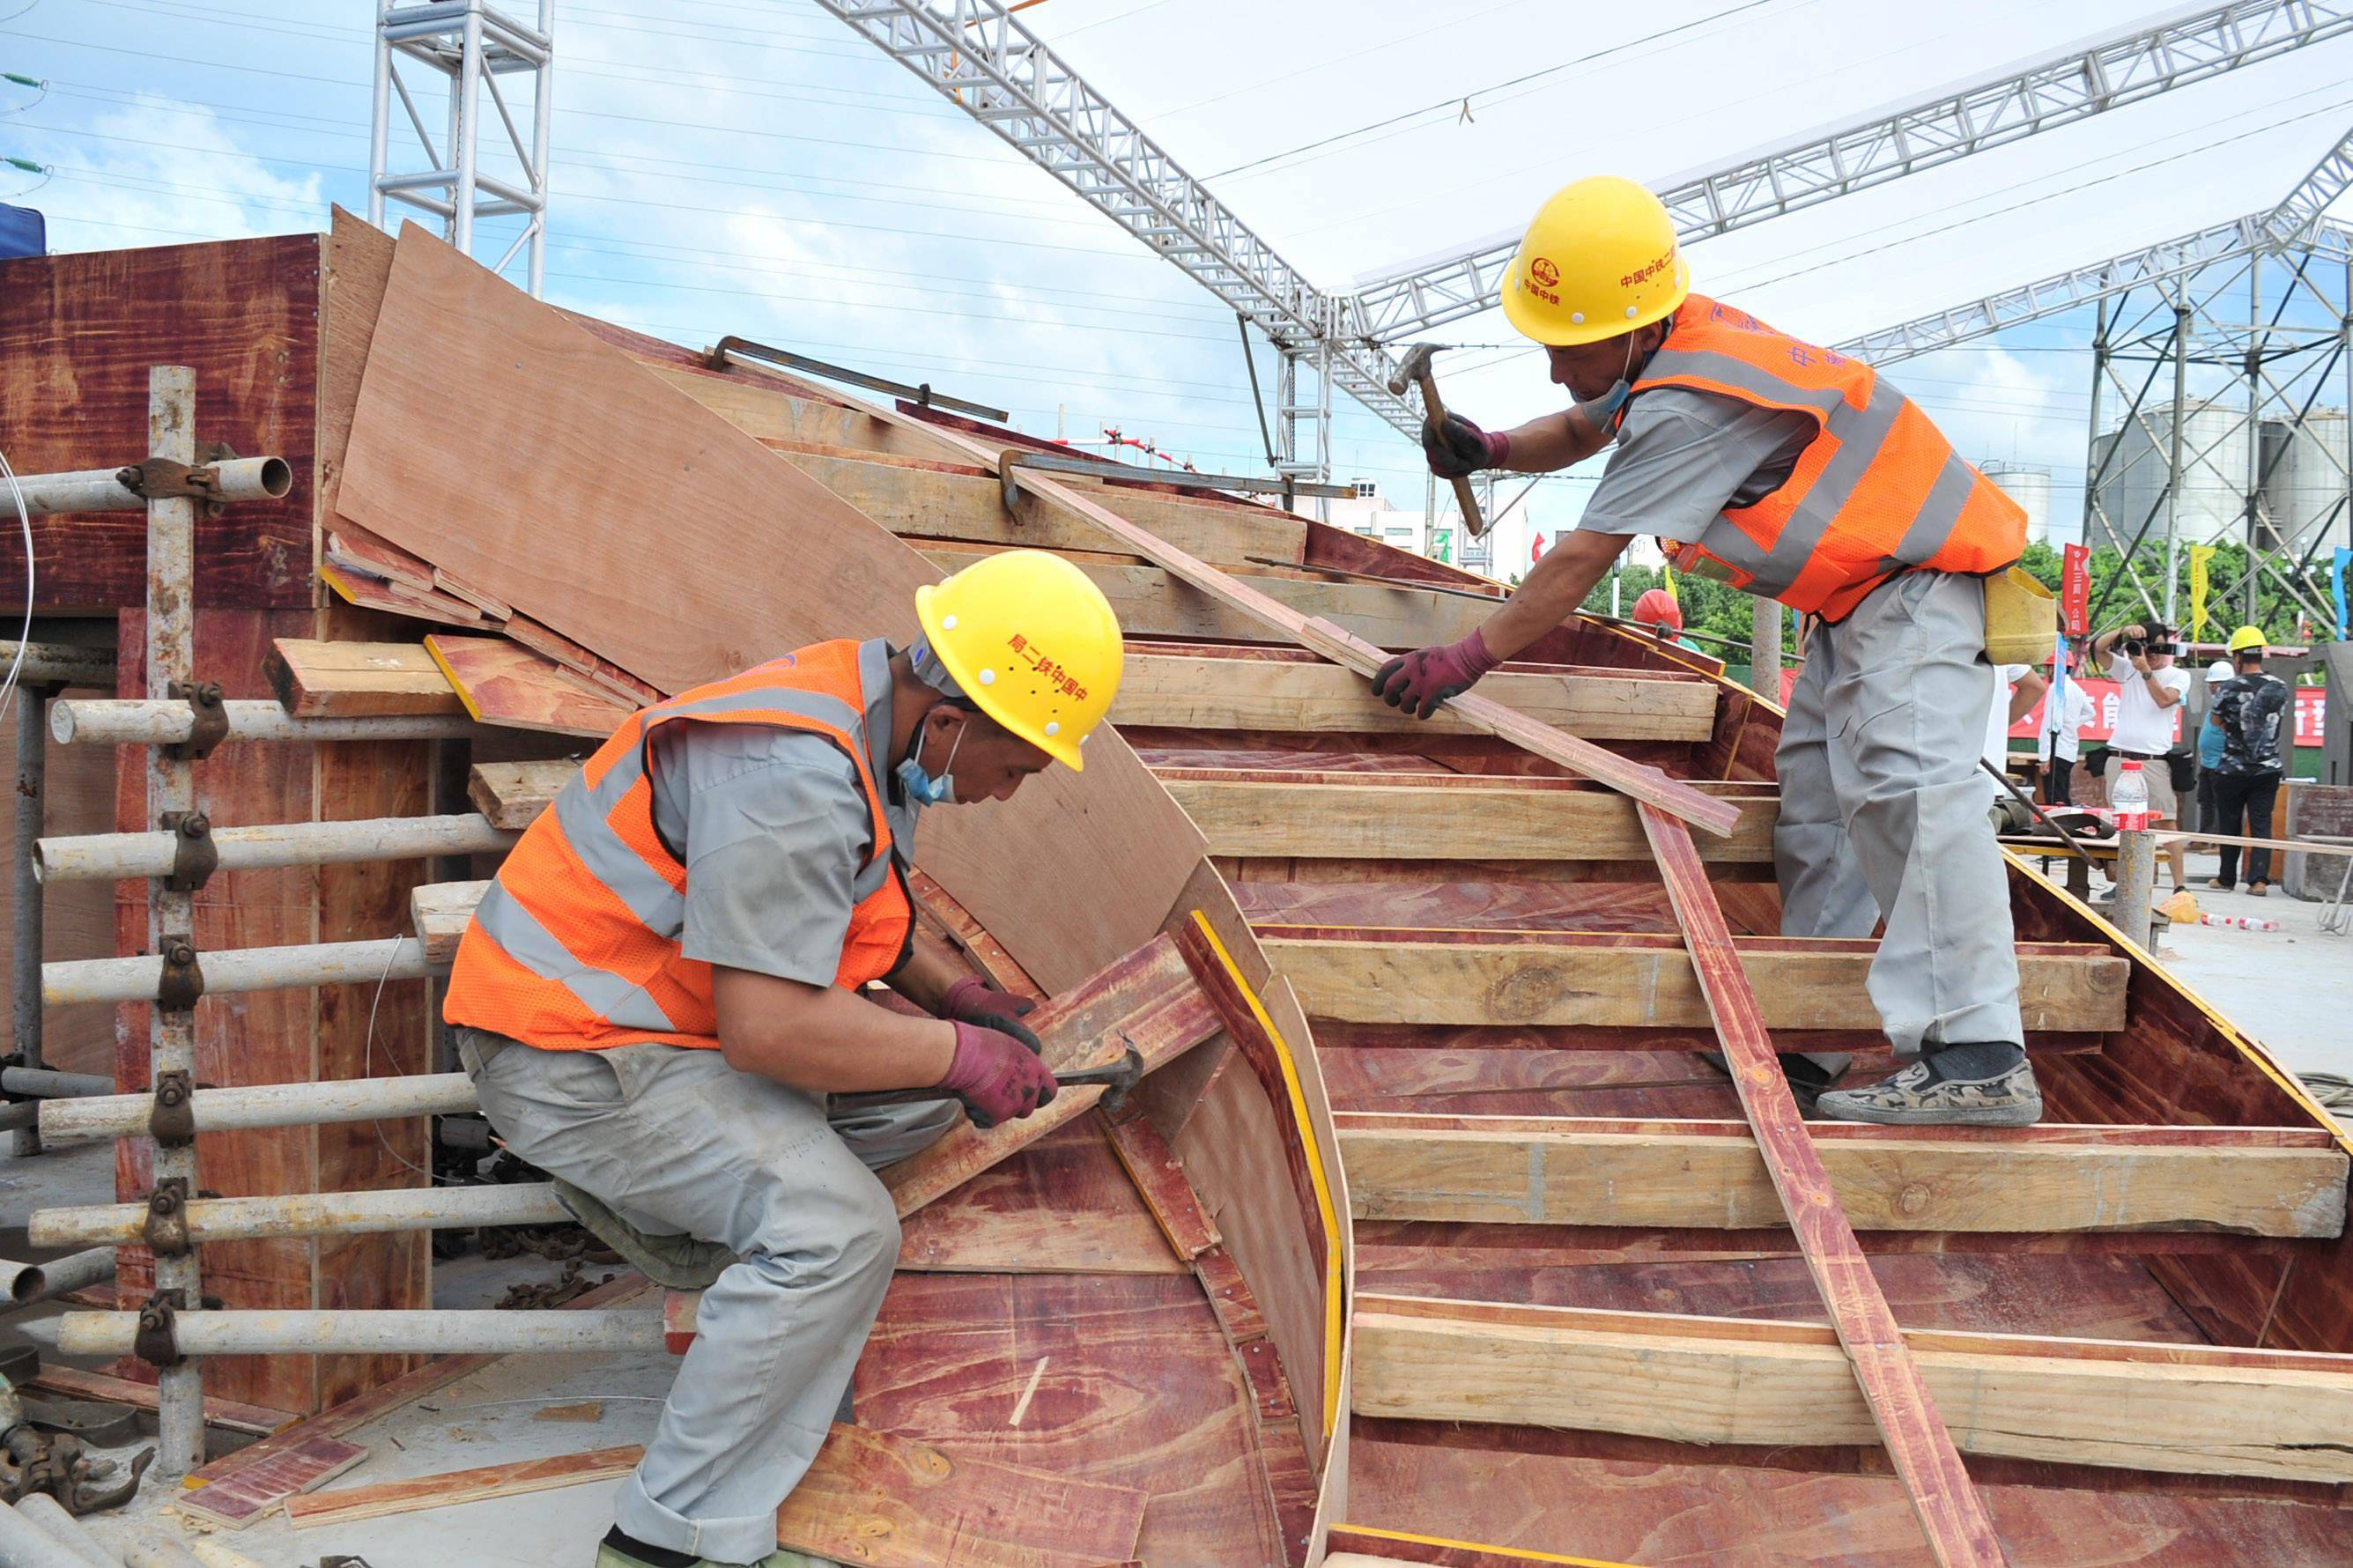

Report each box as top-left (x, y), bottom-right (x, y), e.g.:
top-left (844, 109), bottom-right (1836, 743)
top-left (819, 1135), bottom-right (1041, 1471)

top-left (2038, 667), bottom-right (2096, 806)
top-left (2205, 628), bottom-right (2291, 895)
top-left (2089, 618), bottom-right (2193, 897)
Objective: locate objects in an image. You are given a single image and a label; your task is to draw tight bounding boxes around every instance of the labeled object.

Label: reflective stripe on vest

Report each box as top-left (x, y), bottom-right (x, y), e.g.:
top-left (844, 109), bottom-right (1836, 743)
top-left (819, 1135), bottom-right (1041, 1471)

top-left (443, 640), bottom-right (914, 1052)
top-left (1634, 295), bottom-right (2025, 622)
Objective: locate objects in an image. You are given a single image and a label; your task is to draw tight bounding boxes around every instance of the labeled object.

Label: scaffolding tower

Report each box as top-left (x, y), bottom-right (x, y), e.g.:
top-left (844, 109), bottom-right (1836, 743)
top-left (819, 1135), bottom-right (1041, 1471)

top-left (367, 0), bottom-right (555, 297)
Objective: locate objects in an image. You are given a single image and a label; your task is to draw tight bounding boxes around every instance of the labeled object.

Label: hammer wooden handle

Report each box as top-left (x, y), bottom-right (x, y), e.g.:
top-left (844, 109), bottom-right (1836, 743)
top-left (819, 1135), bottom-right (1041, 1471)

top-left (1415, 371), bottom-right (1489, 540)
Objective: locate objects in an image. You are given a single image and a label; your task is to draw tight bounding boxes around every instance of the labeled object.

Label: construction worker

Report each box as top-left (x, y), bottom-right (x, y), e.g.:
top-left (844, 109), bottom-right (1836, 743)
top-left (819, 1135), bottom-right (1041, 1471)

top-left (2205, 625), bottom-right (2292, 894)
top-left (1631, 585), bottom-right (1704, 654)
top-left (443, 551), bottom-right (1124, 1568)
top-left (1381, 175), bottom-right (2038, 1127)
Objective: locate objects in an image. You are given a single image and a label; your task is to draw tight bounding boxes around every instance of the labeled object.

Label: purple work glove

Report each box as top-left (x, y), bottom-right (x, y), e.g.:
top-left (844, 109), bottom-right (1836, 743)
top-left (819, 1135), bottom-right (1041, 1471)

top-left (937, 1021), bottom-right (1059, 1129)
top-left (941, 975), bottom-right (1042, 1055)
top-left (1422, 412), bottom-right (1509, 479)
top-left (1372, 628), bottom-right (1501, 720)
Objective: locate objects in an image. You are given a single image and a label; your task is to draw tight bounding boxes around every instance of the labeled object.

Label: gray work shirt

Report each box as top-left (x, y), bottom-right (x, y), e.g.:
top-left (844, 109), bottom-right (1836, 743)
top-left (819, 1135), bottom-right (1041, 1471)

top-left (643, 639), bottom-right (921, 987)
top-left (1575, 386), bottom-right (1817, 544)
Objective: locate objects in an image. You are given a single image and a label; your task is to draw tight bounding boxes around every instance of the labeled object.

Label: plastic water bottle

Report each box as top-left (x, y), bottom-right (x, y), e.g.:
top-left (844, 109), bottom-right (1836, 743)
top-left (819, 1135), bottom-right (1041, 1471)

top-left (2110, 759), bottom-right (2150, 832)
top-left (2200, 913), bottom-right (2282, 932)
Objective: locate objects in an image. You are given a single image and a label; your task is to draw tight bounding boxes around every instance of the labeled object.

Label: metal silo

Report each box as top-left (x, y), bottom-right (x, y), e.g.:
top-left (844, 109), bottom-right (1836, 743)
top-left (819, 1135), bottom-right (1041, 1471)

top-left (2260, 409), bottom-right (2350, 559)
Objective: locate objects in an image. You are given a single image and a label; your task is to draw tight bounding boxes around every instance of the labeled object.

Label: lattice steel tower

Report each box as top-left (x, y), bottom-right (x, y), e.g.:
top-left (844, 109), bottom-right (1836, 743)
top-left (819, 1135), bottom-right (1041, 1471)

top-left (367, 1), bottom-right (555, 296)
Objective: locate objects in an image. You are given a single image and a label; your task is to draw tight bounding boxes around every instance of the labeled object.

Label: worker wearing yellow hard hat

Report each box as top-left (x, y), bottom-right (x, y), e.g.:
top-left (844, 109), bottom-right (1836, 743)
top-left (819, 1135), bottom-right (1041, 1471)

top-left (445, 551), bottom-right (1123, 1568)
top-left (1378, 175), bottom-right (2041, 1129)
top-left (2205, 624), bottom-right (2290, 897)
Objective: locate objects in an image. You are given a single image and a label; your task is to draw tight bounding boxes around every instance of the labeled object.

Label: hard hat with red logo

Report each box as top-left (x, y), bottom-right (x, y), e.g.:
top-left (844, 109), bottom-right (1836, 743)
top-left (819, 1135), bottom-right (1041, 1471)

top-left (1499, 176), bottom-right (1691, 347)
top-left (914, 550), bottom-right (1123, 772)
top-left (1632, 587), bottom-right (1683, 632)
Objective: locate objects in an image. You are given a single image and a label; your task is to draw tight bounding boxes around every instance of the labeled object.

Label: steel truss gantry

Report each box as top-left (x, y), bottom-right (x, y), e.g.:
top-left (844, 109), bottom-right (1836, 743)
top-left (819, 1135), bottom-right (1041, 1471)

top-left (1349, 0), bottom-right (2353, 343)
top-left (808, 0), bottom-right (1417, 495)
top-left (367, 0), bottom-right (555, 297)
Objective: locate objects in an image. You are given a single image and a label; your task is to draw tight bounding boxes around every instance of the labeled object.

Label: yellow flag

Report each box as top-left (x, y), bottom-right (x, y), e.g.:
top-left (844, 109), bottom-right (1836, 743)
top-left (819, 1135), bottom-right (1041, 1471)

top-left (2188, 544), bottom-right (2216, 639)
top-left (1661, 560), bottom-right (1679, 605)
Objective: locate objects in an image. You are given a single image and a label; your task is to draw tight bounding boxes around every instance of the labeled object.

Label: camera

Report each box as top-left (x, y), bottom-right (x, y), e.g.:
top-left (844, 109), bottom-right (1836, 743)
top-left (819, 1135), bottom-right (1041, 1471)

top-left (2122, 637), bottom-right (2179, 657)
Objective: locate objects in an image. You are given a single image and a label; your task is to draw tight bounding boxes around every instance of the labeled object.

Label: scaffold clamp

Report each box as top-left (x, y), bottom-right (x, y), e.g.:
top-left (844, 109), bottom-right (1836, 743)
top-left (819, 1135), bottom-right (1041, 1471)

top-left (156, 938), bottom-right (204, 1012)
top-left (164, 680), bottom-right (226, 761)
top-left (160, 810), bottom-right (217, 893)
top-left (149, 1069), bottom-right (196, 1149)
top-left (143, 1180), bottom-right (191, 1259)
top-left (133, 1290), bottom-right (183, 1368)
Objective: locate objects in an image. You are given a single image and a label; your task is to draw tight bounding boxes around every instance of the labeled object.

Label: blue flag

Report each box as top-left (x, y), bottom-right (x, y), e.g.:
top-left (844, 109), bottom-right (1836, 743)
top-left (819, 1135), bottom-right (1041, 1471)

top-left (2335, 546), bottom-right (2351, 639)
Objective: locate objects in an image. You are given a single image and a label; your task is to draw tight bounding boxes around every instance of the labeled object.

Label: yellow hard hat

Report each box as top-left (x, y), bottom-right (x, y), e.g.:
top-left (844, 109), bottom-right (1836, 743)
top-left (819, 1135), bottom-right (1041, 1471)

top-left (914, 550), bottom-right (1123, 771)
top-left (2227, 624), bottom-right (2267, 654)
top-left (1498, 175), bottom-right (1691, 347)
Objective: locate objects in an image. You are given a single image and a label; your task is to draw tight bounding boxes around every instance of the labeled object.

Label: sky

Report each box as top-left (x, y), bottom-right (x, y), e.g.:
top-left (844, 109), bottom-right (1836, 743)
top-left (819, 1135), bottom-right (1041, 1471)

top-left (6, 0), bottom-right (2353, 574)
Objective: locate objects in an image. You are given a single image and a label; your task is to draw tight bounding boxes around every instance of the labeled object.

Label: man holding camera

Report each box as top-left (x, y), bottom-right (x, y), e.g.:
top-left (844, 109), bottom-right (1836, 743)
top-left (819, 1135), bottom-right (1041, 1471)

top-left (2089, 618), bottom-right (2193, 896)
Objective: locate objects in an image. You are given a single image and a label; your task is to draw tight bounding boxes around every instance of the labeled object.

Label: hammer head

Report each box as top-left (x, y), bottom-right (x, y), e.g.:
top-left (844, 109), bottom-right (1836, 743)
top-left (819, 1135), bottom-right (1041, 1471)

top-left (1054, 1041), bottom-right (1146, 1115)
top-left (1387, 342), bottom-right (1439, 397)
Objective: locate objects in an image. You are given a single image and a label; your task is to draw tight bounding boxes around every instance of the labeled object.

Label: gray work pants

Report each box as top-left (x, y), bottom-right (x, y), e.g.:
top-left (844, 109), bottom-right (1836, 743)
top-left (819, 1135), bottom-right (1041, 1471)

top-left (459, 1028), bottom-right (958, 1564)
top-left (1772, 571), bottom-right (2024, 1056)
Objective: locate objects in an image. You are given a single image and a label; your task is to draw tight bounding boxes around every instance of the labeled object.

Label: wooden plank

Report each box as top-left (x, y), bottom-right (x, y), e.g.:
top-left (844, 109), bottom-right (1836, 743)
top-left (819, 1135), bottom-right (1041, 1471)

top-left (1351, 1293), bottom-right (2353, 1485)
top-left (424, 634), bottom-right (639, 737)
top-left (176, 1436), bottom-right (366, 1529)
top-left (895, 1122), bottom-right (1189, 1276)
top-left (1635, 804), bottom-right (2005, 1565)
top-left (882, 933), bottom-right (1222, 1217)
top-left (788, 447), bottom-right (1310, 566)
top-left (1265, 933), bottom-right (2128, 1033)
top-left (1325, 1527), bottom-right (1633, 1567)
top-left (1116, 652), bottom-right (1715, 741)
top-left (264, 639), bottom-right (461, 718)
top-left (1165, 777), bottom-right (1772, 862)
top-left (1336, 1114), bottom-right (2348, 1236)
top-left (320, 562), bottom-right (484, 628)
top-left (644, 361), bottom-right (966, 462)
top-left (284, 1444), bottom-right (644, 1526)
top-left (469, 759), bottom-right (579, 828)
top-left (1101, 1113), bottom-right (1222, 1260)
top-left (335, 225), bottom-right (1204, 994)
top-left (776, 1424), bottom-right (1150, 1568)
top-left (411, 880), bottom-right (489, 965)
top-left (872, 414), bottom-right (1737, 832)
top-left (22, 1365), bottom-right (294, 1438)
top-left (505, 613), bottom-right (665, 706)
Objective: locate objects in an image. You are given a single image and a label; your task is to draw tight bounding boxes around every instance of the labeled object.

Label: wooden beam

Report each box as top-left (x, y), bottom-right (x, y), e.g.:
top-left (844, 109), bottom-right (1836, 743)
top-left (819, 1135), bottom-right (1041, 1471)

top-left (1114, 652), bottom-right (1715, 741)
top-left (1352, 1292), bottom-right (2353, 1486)
top-left (264, 638), bottom-right (462, 718)
top-left (411, 880), bottom-right (488, 965)
top-left (1336, 1113), bottom-right (2349, 1236)
top-left (1634, 804), bottom-right (2004, 1564)
top-left (787, 447), bottom-right (1312, 567)
top-left (283, 1444), bottom-right (643, 1527)
top-left (1263, 932), bottom-right (2128, 1033)
top-left (469, 758), bottom-right (577, 828)
top-left (882, 418), bottom-right (1740, 834)
top-left (642, 361), bottom-right (964, 462)
top-left (1162, 777), bottom-right (1772, 862)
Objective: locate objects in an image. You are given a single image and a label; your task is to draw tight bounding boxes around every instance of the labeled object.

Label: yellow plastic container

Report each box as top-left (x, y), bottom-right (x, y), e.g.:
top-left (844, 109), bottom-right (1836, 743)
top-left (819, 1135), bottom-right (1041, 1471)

top-left (1983, 565), bottom-right (2059, 664)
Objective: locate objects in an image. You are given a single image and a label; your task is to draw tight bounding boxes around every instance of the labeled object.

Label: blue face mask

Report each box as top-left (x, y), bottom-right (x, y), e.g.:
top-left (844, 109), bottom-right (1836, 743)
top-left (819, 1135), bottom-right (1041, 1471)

top-left (1578, 334), bottom-right (1640, 425)
top-left (895, 715), bottom-right (967, 806)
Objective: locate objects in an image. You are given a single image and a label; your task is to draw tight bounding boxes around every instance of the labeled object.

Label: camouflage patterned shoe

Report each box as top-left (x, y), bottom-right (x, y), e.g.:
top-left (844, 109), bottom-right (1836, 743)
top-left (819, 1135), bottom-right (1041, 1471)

top-left (1814, 1058), bottom-right (2042, 1127)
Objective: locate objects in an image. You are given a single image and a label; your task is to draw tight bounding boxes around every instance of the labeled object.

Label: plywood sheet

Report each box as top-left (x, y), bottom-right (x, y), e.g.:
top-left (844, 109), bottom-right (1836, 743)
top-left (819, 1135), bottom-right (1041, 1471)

top-left (334, 226), bottom-right (1202, 991)
top-left (424, 634), bottom-right (637, 737)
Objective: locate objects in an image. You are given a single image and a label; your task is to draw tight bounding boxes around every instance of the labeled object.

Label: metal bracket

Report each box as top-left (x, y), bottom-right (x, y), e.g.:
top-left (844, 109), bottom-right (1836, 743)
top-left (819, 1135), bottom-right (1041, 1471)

top-left (132, 1290), bottom-right (183, 1368)
top-left (156, 937), bottom-right (204, 1012)
top-left (115, 442), bottom-right (241, 518)
top-left (149, 1069), bottom-right (196, 1149)
top-left (997, 450), bottom-right (1025, 516)
top-left (159, 810), bottom-right (217, 893)
top-left (164, 680), bottom-right (226, 761)
top-left (705, 335), bottom-right (1011, 423)
top-left (142, 1180), bottom-right (191, 1259)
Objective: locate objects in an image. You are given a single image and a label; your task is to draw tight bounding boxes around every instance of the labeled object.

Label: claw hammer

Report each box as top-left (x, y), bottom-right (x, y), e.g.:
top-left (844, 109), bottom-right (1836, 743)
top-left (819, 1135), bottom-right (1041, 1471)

top-left (1388, 342), bottom-right (1489, 539)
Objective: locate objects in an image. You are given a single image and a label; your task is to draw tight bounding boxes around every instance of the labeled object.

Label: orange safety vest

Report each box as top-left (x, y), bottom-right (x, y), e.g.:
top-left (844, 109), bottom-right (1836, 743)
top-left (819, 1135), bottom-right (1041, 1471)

top-left (1634, 294), bottom-right (2025, 623)
top-left (443, 640), bottom-right (914, 1052)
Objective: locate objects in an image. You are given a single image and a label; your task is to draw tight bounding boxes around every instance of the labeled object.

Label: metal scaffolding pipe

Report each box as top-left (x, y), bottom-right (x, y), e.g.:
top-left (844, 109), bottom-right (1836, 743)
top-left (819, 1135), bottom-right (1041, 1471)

top-left (1, 1068), bottom-right (115, 1098)
top-left (0, 1247), bottom-right (117, 1307)
top-left (34, 813), bottom-right (515, 884)
top-left (11, 456), bottom-right (291, 517)
top-left (45, 936), bottom-right (439, 1009)
top-left (32, 1181), bottom-right (566, 1249)
top-left (0, 1499), bottom-right (103, 1568)
top-left (10, 1493), bottom-right (118, 1568)
top-left (14, 678), bottom-right (48, 1158)
top-left (0, 643), bottom-right (112, 689)
top-left (58, 1309), bottom-right (665, 1358)
top-left (40, 1072), bottom-right (478, 1146)
top-left (50, 700), bottom-right (474, 747)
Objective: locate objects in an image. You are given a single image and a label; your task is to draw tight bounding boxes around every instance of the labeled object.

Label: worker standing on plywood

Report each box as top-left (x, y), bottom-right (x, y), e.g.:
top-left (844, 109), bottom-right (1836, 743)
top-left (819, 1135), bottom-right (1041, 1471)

top-left (1378, 175), bottom-right (2039, 1128)
top-left (443, 551), bottom-right (1124, 1568)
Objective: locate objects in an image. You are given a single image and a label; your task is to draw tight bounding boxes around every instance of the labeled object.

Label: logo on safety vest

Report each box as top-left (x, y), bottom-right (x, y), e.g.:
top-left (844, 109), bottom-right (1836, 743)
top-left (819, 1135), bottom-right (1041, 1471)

top-left (1529, 257), bottom-right (1559, 288)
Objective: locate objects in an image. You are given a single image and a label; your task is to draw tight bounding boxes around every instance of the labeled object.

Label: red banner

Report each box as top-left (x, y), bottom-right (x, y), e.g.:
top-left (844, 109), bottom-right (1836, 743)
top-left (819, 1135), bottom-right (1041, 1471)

top-left (1776, 670), bottom-right (2327, 747)
top-left (2060, 544), bottom-right (2090, 635)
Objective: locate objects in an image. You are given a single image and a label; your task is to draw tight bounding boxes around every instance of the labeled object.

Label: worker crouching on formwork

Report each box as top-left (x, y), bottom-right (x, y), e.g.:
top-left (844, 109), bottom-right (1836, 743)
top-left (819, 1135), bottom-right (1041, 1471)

top-left (441, 552), bottom-right (1125, 1568)
top-left (1376, 176), bottom-right (2041, 1128)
